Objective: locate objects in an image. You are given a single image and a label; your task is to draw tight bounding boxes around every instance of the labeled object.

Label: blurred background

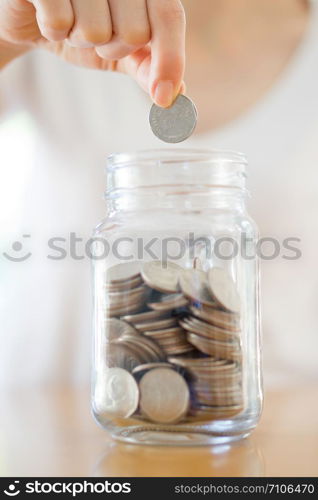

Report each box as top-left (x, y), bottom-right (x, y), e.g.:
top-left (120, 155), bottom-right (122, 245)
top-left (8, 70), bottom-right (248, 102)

top-left (1, 0), bottom-right (318, 392)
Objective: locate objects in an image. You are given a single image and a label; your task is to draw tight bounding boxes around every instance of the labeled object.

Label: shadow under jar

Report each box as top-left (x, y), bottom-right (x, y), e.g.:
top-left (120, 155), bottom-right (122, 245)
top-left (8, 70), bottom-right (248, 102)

top-left (92, 149), bottom-right (263, 446)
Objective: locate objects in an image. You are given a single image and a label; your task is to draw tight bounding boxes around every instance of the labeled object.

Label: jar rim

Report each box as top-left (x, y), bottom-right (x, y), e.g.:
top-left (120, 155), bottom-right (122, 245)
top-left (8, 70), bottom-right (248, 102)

top-left (107, 148), bottom-right (248, 171)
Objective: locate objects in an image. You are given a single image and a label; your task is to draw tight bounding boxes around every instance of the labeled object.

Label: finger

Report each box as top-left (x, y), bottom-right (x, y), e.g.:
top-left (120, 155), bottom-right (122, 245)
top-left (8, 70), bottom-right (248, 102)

top-left (96, 0), bottom-right (150, 60)
top-left (48, 41), bottom-right (116, 71)
top-left (147, 0), bottom-right (186, 107)
top-left (31, 0), bottom-right (74, 42)
top-left (118, 47), bottom-right (152, 92)
top-left (68, 0), bottom-right (112, 48)
top-left (119, 48), bottom-right (186, 96)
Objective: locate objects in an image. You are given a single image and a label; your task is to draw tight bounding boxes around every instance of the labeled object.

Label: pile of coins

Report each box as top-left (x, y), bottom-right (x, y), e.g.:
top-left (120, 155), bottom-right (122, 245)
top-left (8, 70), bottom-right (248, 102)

top-left (96, 261), bottom-right (244, 425)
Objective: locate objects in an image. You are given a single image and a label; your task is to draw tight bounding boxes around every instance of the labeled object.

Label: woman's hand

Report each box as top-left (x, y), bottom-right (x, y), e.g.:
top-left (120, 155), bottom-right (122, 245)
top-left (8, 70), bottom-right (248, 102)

top-left (0, 0), bottom-right (186, 107)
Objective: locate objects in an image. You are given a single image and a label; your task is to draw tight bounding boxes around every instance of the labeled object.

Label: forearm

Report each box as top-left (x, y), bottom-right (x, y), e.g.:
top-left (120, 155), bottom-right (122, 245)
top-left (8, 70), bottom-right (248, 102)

top-left (0, 40), bottom-right (30, 70)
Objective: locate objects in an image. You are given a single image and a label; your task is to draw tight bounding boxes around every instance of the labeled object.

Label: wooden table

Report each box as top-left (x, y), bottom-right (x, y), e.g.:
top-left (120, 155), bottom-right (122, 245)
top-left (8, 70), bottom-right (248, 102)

top-left (1, 386), bottom-right (317, 477)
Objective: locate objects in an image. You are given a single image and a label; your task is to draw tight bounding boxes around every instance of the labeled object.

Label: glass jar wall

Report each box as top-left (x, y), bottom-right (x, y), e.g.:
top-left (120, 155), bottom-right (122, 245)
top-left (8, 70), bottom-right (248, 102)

top-left (92, 150), bottom-right (262, 446)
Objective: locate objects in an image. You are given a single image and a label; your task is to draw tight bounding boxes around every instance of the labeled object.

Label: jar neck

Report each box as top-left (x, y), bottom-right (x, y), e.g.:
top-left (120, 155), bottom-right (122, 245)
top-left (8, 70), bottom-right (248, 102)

top-left (106, 186), bottom-right (247, 213)
top-left (105, 149), bottom-right (248, 214)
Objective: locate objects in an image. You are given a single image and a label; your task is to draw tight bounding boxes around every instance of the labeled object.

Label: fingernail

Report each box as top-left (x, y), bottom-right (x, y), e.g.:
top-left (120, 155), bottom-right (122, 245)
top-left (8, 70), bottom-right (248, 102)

top-left (180, 81), bottom-right (186, 95)
top-left (154, 80), bottom-right (174, 108)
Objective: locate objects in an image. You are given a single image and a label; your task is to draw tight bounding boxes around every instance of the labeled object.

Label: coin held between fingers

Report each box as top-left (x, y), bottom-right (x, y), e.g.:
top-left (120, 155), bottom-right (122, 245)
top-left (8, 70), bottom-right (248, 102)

top-left (149, 94), bottom-right (197, 143)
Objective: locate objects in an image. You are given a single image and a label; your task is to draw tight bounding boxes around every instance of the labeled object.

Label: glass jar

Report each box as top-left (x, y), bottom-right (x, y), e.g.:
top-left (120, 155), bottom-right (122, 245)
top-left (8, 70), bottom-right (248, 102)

top-left (92, 149), bottom-right (262, 446)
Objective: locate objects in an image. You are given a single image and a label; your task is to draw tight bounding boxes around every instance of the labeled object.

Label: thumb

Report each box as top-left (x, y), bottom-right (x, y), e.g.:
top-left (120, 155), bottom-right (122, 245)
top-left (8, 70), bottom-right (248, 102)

top-left (118, 47), bottom-right (186, 105)
top-left (118, 46), bottom-right (151, 94)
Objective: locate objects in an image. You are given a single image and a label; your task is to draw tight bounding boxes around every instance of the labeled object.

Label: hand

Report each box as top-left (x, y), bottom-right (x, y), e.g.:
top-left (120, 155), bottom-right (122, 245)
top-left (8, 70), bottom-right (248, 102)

top-left (0, 0), bottom-right (186, 107)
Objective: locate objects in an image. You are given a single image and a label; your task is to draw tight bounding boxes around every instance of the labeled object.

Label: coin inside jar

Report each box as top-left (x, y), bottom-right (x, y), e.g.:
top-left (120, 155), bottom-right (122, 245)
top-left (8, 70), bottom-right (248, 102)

top-left (179, 317), bottom-right (239, 343)
top-left (102, 259), bottom-right (245, 424)
top-left (105, 275), bottom-right (143, 293)
top-left (189, 305), bottom-right (240, 332)
top-left (141, 261), bottom-right (183, 293)
top-left (94, 367), bottom-right (139, 418)
top-left (106, 341), bottom-right (146, 371)
top-left (104, 318), bottom-right (140, 341)
top-left (148, 293), bottom-right (188, 311)
top-left (122, 310), bottom-right (170, 324)
top-left (139, 368), bottom-right (190, 424)
top-left (179, 269), bottom-right (216, 306)
top-left (187, 332), bottom-right (242, 361)
top-left (134, 316), bottom-right (178, 332)
top-left (132, 362), bottom-right (174, 375)
top-left (106, 261), bottom-right (142, 284)
top-left (207, 267), bottom-right (241, 314)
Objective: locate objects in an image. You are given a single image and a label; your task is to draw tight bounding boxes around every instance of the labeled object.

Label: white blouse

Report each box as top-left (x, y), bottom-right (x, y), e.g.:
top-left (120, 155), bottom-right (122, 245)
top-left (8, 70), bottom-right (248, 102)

top-left (1, 2), bottom-right (318, 389)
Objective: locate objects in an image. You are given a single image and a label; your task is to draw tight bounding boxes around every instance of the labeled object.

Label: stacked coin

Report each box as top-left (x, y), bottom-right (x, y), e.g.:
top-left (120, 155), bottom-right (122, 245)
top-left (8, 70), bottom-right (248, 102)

top-left (105, 318), bottom-right (165, 372)
top-left (104, 261), bottom-right (149, 317)
top-left (168, 356), bottom-right (243, 421)
top-left (99, 260), bottom-right (244, 424)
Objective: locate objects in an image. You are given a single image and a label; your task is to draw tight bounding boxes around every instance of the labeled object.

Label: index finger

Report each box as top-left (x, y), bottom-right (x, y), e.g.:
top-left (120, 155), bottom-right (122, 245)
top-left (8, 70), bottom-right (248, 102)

top-left (147, 0), bottom-right (186, 108)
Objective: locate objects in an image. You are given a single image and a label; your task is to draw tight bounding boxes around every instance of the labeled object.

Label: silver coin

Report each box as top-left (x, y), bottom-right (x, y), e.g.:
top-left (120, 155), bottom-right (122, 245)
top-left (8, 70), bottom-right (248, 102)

top-left (141, 261), bottom-right (183, 293)
top-left (186, 331), bottom-right (241, 352)
top-left (194, 380), bottom-right (241, 390)
top-left (105, 275), bottom-right (143, 293)
top-left (122, 310), bottom-right (170, 324)
top-left (193, 403), bottom-right (243, 413)
top-left (157, 337), bottom-right (189, 347)
top-left (144, 337), bottom-right (193, 355)
top-left (104, 318), bottom-right (140, 341)
top-left (106, 297), bottom-right (145, 313)
top-left (106, 261), bottom-right (142, 284)
top-left (179, 317), bottom-right (239, 344)
top-left (106, 341), bottom-right (146, 371)
top-left (105, 288), bottom-right (150, 317)
top-left (192, 370), bottom-right (241, 381)
top-left (149, 95), bottom-right (197, 143)
top-left (179, 269), bottom-right (215, 306)
top-left (190, 364), bottom-right (241, 376)
top-left (156, 342), bottom-right (194, 356)
top-left (139, 368), bottom-right (190, 424)
top-left (132, 362), bottom-right (174, 375)
top-left (187, 332), bottom-right (241, 361)
top-left (106, 302), bottom-right (145, 317)
top-left (193, 381), bottom-right (242, 393)
top-left (94, 367), bottom-right (139, 418)
top-left (188, 316), bottom-right (240, 337)
top-left (148, 293), bottom-right (188, 311)
top-left (119, 335), bottom-right (165, 363)
top-left (207, 268), bottom-right (241, 314)
top-left (168, 356), bottom-right (235, 368)
top-left (134, 316), bottom-right (178, 333)
top-left (106, 285), bottom-right (149, 308)
top-left (189, 305), bottom-right (241, 332)
top-left (143, 326), bottom-right (185, 339)
top-left (168, 358), bottom-right (242, 389)
top-left (196, 394), bottom-right (243, 407)
top-left (189, 404), bottom-right (244, 421)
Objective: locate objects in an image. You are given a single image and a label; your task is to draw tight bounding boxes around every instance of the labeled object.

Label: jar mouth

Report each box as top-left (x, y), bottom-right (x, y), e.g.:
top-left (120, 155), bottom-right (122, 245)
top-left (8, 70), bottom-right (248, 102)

top-left (106, 149), bottom-right (247, 195)
top-left (107, 149), bottom-right (247, 170)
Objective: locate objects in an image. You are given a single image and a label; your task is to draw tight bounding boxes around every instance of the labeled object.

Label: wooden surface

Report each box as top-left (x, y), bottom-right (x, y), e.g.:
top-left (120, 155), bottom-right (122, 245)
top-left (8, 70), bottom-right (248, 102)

top-left (1, 386), bottom-right (318, 477)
